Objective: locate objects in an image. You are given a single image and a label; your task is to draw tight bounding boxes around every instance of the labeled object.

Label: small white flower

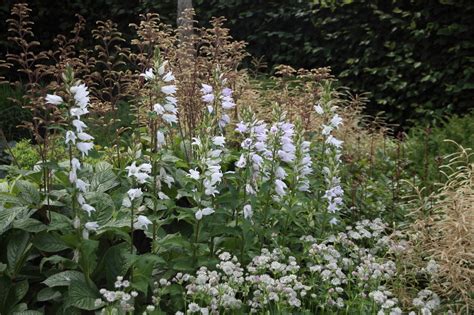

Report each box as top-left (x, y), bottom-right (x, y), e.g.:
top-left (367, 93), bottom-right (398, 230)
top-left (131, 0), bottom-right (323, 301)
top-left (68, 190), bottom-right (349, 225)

top-left (156, 131), bottom-right (166, 148)
top-left (77, 142), bottom-right (94, 156)
top-left (157, 61), bottom-right (168, 75)
top-left (72, 120), bottom-right (87, 133)
top-left (126, 162), bottom-right (140, 177)
top-left (65, 131), bottom-right (77, 144)
top-left (82, 203), bottom-right (96, 216)
top-left (243, 204), bottom-right (253, 219)
top-left (314, 104), bottom-right (324, 115)
top-left (212, 136), bottom-right (226, 147)
top-left (162, 71), bottom-right (175, 82)
top-left (75, 179), bottom-right (89, 192)
top-left (77, 132), bottom-right (94, 141)
top-left (139, 163), bottom-right (152, 173)
top-left (70, 107), bottom-right (89, 118)
top-left (85, 221), bottom-right (99, 231)
top-left (70, 84), bottom-right (89, 108)
top-left (127, 188), bottom-right (143, 201)
top-left (153, 103), bottom-right (165, 115)
top-left (161, 85), bottom-right (176, 95)
top-left (202, 93), bottom-right (214, 103)
top-left (162, 113), bottom-right (178, 125)
top-left (330, 114), bottom-right (343, 128)
top-left (45, 94), bottom-right (63, 105)
top-left (201, 207), bottom-right (215, 216)
top-left (187, 168), bottom-right (200, 180)
top-left (235, 154), bottom-right (247, 168)
top-left (134, 215), bottom-right (152, 230)
top-left (140, 68), bottom-right (155, 80)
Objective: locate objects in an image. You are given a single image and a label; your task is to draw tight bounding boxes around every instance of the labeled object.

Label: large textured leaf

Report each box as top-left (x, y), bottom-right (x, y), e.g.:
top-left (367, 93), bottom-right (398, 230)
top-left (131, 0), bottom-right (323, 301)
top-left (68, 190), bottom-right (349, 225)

top-left (7, 230), bottom-right (31, 277)
top-left (102, 243), bottom-right (131, 286)
top-left (13, 218), bottom-right (47, 233)
top-left (67, 280), bottom-right (100, 311)
top-left (83, 192), bottom-right (115, 225)
top-left (0, 206), bottom-right (26, 235)
top-left (43, 271), bottom-right (85, 287)
top-left (90, 162), bottom-right (119, 193)
top-left (33, 232), bottom-right (69, 252)
top-left (14, 180), bottom-right (40, 206)
top-left (132, 254), bottom-right (162, 294)
top-left (78, 239), bottom-right (98, 278)
top-left (37, 287), bottom-right (61, 302)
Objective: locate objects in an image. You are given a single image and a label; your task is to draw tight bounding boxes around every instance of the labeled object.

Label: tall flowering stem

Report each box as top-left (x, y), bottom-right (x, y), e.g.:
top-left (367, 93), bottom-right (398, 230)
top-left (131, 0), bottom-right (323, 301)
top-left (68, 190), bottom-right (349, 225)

top-left (314, 83), bottom-right (345, 227)
top-left (45, 66), bottom-right (98, 242)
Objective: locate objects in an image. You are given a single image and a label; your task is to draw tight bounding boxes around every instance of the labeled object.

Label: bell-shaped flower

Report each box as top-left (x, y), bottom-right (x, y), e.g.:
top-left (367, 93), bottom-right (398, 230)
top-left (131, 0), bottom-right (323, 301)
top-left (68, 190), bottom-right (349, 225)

top-left (126, 162), bottom-right (140, 177)
top-left (162, 71), bottom-right (175, 82)
top-left (154, 103), bottom-right (165, 115)
top-left (70, 107), bottom-right (89, 118)
top-left (140, 68), bottom-right (155, 81)
top-left (158, 192), bottom-right (170, 200)
top-left (212, 136), bottom-right (226, 147)
top-left (75, 179), bottom-right (89, 193)
top-left (314, 104), bottom-right (324, 115)
top-left (134, 215), bottom-right (152, 230)
top-left (161, 85), bottom-right (176, 95)
top-left (127, 188), bottom-right (143, 201)
top-left (65, 131), bottom-right (77, 144)
top-left (70, 84), bottom-right (90, 108)
top-left (187, 168), bottom-right (200, 180)
top-left (275, 179), bottom-right (287, 197)
top-left (162, 113), bottom-right (178, 125)
top-left (156, 131), bottom-right (166, 148)
top-left (202, 93), bottom-right (214, 103)
top-left (81, 203), bottom-right (96, 216)
top-left (77, 132), bottom-right (94, 141)
top-left (200, 84), bottom-right (213, 94)
top-left (72, 119), bottom-right (87, 133)
top-left (45, 94), bottom-right (63, 105)
top-left (85, 221), bottom-right (99, 231)
top-left (77, 142), bottom-right (94, 156)
top-left (243, 204), bottom-right (253, 219)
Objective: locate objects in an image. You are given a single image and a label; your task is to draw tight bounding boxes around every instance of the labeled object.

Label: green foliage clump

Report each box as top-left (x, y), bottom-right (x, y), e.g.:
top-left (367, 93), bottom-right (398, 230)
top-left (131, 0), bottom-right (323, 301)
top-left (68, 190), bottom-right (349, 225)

top-left (9, 139), bottom-right (40, 170)
top-left (0, 84), bottom-right (31, 140)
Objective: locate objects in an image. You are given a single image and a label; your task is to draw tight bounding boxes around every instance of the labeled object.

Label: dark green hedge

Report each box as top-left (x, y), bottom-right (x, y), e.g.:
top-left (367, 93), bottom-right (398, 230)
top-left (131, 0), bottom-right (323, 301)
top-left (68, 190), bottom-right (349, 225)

top-left (1, 0), bottom-right (473, 127)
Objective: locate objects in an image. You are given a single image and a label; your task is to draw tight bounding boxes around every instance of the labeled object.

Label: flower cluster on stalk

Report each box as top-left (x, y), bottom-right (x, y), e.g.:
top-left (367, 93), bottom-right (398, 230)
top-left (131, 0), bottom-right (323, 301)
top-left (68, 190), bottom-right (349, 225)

top-left (46, 81), bottom-right (97, 239)
top-left (314, 102), bottom-right (344, 225)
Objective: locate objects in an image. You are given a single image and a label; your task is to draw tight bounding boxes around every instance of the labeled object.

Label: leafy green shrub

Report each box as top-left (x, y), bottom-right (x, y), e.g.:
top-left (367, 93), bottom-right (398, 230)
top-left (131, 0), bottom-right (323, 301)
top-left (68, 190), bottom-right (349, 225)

top-left (405, 112), bottom-right (474, 186)
top-left (8, 139), bottom-right (40, 170)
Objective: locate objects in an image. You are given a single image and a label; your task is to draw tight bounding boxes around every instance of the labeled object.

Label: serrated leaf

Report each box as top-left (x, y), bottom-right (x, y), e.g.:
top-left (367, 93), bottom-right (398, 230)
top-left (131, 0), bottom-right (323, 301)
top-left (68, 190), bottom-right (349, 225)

top-left (68, 280), bottom-right (99, 311)
top-left (43, 271), bottom-right (85, 287)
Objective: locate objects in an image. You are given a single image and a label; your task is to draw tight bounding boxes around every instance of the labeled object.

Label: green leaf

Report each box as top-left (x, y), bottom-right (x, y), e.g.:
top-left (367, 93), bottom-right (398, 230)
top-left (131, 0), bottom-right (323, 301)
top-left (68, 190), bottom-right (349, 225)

top-left (37, 287), bottom-right (61, 302)
top-left (90, 163), bottom-right (119, 193)
top-left (14, 180), bottom-right (41, 206)
top-left (33, 232), bottom-right (69, 252)
top-left (7, 230), bottom-right (31, 277)
top-left (102, 243), bottom-right (130, 286)
top-left (68, 280), bottom-right (100, 311)
top-left (13, 218), bottom-right (47, 233)
top-left (0, 206), bottom-right (26, 235)
top-left (43, 271), bottom-right (85, 287)
top-left (78, 239), bottom-right (98, 278)
top-left (12, 311), bottom-right (43, 315)
top-left (132, 254), bottom-right (161, 294)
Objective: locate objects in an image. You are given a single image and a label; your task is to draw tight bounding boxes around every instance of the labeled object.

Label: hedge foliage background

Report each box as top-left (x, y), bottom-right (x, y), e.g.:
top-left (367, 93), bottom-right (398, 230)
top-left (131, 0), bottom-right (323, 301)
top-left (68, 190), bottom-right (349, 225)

top-left (1, 0), bottom-right (473, 127)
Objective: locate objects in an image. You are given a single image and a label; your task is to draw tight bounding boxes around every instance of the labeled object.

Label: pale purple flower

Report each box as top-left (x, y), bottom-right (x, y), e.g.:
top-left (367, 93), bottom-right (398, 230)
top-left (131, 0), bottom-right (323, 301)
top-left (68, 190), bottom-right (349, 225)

top-left (314, 104), bottom-right (324, 115)
top-left (154, 103), bottom-right (165, 115)
top-left (275, 179), bottom-right (287, 197)
top-left (77, 132), bottom-right (94, 141)
top-left (75, 179), bottom-right (89, 192)
top-left (212, 136), bottom-right (226, 147)
top-left (162, 113), bottom-right (178, 125)
top-left (202, 93), bottom-right (215, 103)
top-left (200, 84), bottom-right (213, 94)
top-left (72, 120), bottom-right (87, 133)
top-left (243, 204), bottom-right (253, 219)
top-left (85, 221), bottom-right (99, 231)
top-left (187, 168), bottom-right (200, 180)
